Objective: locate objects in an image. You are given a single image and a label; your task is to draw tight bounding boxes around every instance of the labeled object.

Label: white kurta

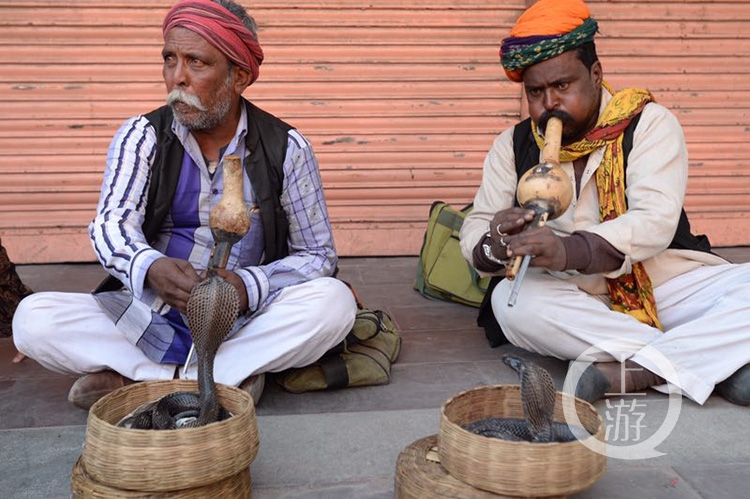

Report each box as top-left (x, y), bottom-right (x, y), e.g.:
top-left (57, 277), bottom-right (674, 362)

top-left (460, 88), bottom-right (750, 404)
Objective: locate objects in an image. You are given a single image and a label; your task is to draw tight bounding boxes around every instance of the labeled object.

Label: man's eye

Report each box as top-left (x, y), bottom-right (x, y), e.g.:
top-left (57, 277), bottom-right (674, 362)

top-left (189, 58), bottom-right (205, 67)
top-left (558, 82), bottom-right (569, 90)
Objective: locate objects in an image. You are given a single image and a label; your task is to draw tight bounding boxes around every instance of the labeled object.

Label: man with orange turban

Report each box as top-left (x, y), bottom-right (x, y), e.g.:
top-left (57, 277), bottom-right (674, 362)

top-left (13, 0), bottom-right (357, 410)
top-left (461, 0), bottom-right (750, 406)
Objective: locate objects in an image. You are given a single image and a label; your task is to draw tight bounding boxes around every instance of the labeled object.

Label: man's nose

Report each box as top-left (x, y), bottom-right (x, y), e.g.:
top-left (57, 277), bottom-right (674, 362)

top-left (542, 89), bottom-right (559, 111)
top-left (170, 60), bottom-right (189, 87)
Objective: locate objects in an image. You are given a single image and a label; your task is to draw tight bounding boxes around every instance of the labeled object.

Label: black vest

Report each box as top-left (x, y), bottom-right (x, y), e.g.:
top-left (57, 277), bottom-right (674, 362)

top-left (478, 115), bottom-right (712, 347)
top-left (95, 100), bottom-right (292, 293)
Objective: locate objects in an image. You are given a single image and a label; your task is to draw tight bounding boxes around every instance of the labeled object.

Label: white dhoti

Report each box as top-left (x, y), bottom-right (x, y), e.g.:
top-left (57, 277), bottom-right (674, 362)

top-left (12, 277), bottom-right (356, 387)
top-left (492, 263), bottom-right (750, 404)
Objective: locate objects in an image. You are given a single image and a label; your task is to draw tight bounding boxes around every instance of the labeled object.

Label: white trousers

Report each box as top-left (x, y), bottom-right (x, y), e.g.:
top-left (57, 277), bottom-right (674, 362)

top-left (493, 263), bottom-right (750, 404)
top-left (13, 277), bottom-right (356, 387)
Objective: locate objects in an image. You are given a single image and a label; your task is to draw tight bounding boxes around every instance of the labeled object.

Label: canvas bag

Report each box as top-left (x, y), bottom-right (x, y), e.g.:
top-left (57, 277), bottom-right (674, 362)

top-left (276, 289), bottom-right (401, 393)
top-left (414, 201), bottom-right (490, 308)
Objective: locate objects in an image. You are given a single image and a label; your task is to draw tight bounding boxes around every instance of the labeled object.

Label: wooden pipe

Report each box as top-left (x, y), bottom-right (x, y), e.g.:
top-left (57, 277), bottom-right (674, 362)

top-left (506, 117), bottom-right (573, 306)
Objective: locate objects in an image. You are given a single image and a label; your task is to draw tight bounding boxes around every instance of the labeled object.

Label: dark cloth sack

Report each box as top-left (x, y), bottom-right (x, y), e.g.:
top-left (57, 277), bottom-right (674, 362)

top-left (0, 240), bottom-right (33, 337)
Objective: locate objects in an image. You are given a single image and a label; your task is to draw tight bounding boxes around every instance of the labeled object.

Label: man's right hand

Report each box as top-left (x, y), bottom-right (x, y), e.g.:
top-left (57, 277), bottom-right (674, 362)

top-left (490, 208), bottom-right (535, 239)
top-left (145, 257), bottom-right (201, 313)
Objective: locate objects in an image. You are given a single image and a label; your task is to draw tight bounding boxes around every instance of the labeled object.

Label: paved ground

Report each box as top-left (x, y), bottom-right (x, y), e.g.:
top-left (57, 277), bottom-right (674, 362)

top-left (1, 249), bottom-right (749, 498)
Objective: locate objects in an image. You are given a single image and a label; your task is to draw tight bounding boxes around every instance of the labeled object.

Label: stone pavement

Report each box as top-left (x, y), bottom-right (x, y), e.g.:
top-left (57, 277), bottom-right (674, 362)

top-left (1, 250), bottom-right (749, 498)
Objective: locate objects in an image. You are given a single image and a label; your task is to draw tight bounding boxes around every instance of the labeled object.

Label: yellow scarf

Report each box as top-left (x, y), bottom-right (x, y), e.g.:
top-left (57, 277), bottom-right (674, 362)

top-left (532, 82), bottom-right (662, 329)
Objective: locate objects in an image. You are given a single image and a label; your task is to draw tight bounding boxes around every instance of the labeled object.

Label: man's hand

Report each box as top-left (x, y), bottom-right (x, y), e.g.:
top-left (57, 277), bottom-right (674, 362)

top-left (146, 257), bottom-right (201, 313)
top-left (491, 208), bottom-right (566, 271)
top-left (213, 268), bottom-right (250, 313)
top-left (506, 225), bottom-right (567, 271)
top-left (491, 208), bottom-right (535, 239)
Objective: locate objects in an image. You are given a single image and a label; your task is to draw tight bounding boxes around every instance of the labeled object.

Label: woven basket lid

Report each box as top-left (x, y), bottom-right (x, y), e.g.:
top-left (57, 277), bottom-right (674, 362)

top-left (70, 456), bottom-right (251, 498)
top-left (395, 434), bottom-right (510, 498)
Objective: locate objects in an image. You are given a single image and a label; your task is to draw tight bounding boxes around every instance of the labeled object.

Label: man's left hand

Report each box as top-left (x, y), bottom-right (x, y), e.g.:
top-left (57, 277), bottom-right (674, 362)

top-left (505, 225), bottom-right (567, 271)
top-left (212, 268), bottom-right (250, 313)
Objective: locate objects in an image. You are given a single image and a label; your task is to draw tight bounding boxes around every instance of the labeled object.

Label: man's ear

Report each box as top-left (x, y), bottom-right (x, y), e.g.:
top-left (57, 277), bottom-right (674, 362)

top-left (233, 66), bottom-right (253, 93)
top-left (591, 60), bottom-right (603, 87)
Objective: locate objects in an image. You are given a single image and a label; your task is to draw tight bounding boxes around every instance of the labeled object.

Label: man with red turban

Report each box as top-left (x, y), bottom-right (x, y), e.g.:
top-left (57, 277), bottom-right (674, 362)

top-left (461, 0), bottom-right (750, 406)
top-left (13, 0), bottom-right (357, 409)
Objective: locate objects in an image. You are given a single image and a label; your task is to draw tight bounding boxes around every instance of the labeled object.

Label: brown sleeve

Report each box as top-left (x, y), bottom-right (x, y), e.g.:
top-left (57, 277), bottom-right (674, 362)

top-left (472, 233), bottom-right (507, 273)
top-left (562, 231), bottom-right (625, 274)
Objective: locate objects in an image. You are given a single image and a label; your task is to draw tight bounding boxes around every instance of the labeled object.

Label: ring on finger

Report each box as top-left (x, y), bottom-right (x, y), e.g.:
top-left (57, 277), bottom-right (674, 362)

top-left (499, 235), bottom-right (508, 248)
top-left (496, 223), bottom-right (505, 236)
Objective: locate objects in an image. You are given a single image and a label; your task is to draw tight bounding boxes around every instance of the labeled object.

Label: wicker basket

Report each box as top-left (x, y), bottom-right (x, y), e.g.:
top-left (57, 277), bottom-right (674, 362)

top-left (439, 385), bottom-right (606, 498)
top-left (71, 456), bottom-right (251, 498)
top-left (81, 380), bottom-right (259, 492)
top-left (395, 434), bottom-right (506, 498)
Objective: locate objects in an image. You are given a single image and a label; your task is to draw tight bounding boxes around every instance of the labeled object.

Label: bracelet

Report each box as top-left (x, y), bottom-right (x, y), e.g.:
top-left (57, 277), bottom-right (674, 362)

top-left (481, 232), bottom-right (510, 265)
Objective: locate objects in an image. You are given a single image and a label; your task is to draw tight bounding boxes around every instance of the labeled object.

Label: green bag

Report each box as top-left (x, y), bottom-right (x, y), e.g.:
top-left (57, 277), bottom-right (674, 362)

top-left (276, 306), bottom-right (402, 393)
top-left (414, 201), bottom-right (490, 308)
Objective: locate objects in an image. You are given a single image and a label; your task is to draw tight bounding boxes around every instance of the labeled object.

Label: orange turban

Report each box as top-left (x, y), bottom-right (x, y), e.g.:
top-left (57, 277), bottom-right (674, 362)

top-left (500, 0), bottom-right (597, 82)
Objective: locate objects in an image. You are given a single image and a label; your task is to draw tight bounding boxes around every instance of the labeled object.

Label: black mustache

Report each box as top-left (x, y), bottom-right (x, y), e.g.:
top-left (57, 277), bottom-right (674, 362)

top-left (538, 111), bottom-right (572, 132)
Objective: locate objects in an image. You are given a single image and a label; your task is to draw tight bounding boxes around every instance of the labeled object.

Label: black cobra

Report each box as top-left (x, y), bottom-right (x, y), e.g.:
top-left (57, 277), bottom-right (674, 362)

top-left (464, 355), bottom-right (587, 442)
top-left (121, 271), bottom-right (239, 430)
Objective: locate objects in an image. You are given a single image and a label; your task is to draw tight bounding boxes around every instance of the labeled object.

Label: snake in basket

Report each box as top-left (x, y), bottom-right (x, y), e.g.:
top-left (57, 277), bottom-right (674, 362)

top-left (464, 356), bottom-right (589, 442)
top-left (118, 156), bottom-right (249, 430)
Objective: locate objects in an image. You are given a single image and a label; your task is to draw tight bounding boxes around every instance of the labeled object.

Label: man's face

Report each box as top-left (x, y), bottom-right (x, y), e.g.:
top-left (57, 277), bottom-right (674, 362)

top-left (161, 27), bottom-right (240, 131)
top-left (522, 50), bottom-right (602, 145)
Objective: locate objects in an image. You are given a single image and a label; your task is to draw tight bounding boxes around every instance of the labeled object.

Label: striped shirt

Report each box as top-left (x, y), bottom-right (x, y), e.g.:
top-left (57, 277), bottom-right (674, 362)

top-left (88, 104), bottom-right (338, 363)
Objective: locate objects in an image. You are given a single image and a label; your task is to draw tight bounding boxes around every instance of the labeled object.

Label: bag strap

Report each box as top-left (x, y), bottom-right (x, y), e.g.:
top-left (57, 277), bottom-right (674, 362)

top-left (319, 357), bottom-right (349, 390)
top-left (435, 203), bottom-right (470, 233)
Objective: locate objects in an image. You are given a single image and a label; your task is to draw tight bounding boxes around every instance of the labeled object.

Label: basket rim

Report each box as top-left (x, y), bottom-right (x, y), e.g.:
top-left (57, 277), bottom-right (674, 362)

top-left (88, 379), bottom-right (253, 431)
top-left (437, 384), bottom-right (607, 496)
top-left (440, 383), bottom-right (603, 443)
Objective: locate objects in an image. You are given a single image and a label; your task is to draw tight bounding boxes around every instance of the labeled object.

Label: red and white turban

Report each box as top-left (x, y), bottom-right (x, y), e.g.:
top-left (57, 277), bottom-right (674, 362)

top-left (163, 0), bottom-right (264, 85)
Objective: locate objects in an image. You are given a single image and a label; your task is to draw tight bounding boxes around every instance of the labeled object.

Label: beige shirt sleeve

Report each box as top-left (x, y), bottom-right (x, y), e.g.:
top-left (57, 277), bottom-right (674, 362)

top-left (459, 128), bottom-right (518, 277)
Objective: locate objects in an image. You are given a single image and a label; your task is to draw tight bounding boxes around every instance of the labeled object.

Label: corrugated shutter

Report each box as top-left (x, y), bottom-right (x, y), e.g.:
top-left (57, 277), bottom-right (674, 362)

top-left (1, 1), bottom-right (748, 263)
top-left (587, 0), bottom-right (750, 247)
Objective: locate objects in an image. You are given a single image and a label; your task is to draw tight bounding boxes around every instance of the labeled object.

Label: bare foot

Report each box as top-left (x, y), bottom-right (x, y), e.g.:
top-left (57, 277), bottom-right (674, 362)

top-left (12, 352), bottom-right (26, 363)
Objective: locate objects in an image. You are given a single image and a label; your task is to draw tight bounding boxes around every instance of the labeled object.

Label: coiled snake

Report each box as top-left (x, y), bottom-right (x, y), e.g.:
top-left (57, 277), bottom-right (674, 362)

top-left (464, 356), bottom-right (588, 442)
top-left (118, 155), bottom-right (249, 430)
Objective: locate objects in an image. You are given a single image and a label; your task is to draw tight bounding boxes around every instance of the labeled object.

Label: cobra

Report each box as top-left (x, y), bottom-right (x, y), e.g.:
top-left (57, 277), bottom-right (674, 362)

top-left (119, 155), bottom-right (250, 430)
top-left (464, 355), bottom-right (588, 442)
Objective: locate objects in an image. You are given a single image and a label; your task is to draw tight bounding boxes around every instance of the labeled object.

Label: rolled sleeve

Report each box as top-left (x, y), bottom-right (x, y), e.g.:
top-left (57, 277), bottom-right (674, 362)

top-left (236, 266), bottom-right (270, 313)
top-left (129, 248), bottom-right (165, 299)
